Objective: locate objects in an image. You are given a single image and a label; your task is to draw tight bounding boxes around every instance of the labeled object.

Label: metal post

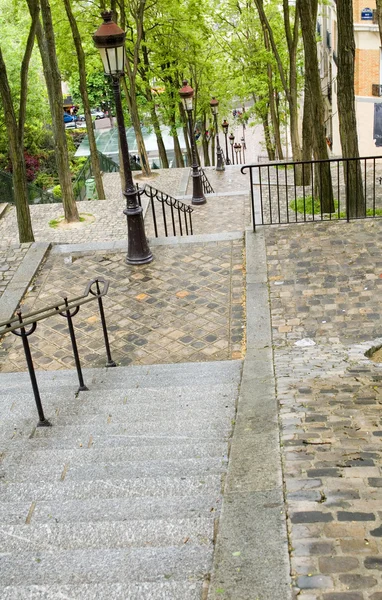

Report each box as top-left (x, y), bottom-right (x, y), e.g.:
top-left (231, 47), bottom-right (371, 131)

top-left (187, 109), bottom-right (206, 205)
top-left (112, 77), bottom-right (153, 265)
top-left (214, 113), bottom-right (225, 171)
top-left (62, 298), bottom-right (88, 392)
top-left (231, 143), bottom-right (235, 165)
top-left (95, 279), bottom-right (116, 367)
top-left (241, 137), bottom-right (246, 164)
top-left (16, 311), bottom-right (51, 427)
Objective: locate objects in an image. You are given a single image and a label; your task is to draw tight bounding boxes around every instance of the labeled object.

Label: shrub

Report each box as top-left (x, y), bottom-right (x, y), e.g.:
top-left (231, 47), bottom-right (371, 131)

top-left (52, 184), bottom-right (62, 198)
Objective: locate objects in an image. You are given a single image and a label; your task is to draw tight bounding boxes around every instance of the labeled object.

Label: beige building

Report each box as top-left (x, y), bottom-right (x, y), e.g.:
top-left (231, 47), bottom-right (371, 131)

top-left (318, 0), bottom-right (382, 157)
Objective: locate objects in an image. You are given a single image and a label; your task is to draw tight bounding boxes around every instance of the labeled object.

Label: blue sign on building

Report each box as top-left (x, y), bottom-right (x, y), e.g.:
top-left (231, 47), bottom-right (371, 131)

top-left (361, 8), bottom-right (373, 20)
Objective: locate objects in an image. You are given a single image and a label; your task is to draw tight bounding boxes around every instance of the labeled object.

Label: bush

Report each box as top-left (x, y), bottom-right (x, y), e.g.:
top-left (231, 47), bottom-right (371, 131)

top-left (52, 184), bottom-right (62, 198)
top-left (34, 173), bottom-right (56, 190)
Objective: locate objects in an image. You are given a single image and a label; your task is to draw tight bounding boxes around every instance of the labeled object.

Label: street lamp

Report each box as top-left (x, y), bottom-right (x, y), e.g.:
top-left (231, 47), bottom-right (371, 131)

top-left (234, 142), bottom-right (242, 164)
top-left (93, 11), bottom-right (152, 265)
top-left (221, 119), bottom-right (231, 165)
top-left (210, 97), bottom-right (225, 171)
top-left (229, 132), bottom-right (235, 165)
top-left (241, 136), bottom-right (246, 164)
top-left (179, 80), bottom-right (206, 205)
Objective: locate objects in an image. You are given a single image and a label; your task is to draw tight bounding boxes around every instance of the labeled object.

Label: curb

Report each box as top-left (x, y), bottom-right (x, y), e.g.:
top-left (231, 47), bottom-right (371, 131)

top-left (50, 231), bottom-right (244, 255)
top-left (0, 242), bottom-right (50, 323)
top-left (207, 229), bottom-right (292, 600)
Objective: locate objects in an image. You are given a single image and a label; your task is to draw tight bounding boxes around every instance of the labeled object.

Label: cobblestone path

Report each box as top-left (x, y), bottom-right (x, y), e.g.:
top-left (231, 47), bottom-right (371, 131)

top-left (266, 220), bottom-right (382, 599)
top-left (0, 243), bottom-right (31, 300)
top-left (0, 239), bottom-right (244, 372)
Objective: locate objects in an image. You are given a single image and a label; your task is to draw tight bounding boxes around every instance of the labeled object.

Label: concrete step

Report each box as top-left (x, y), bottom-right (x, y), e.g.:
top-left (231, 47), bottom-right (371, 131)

top-left (1, 456), bottom-right (226, 484)
top-left (0, 517), bottom-right (214, 552)
top-left (0, 493), bottom-right (221, 525)
top-left (0, 473), bottom-right (222, 502)
top-left (0, 360), bottom-right (242, 395)
top-left (0, 581), bottom-right (204, 600)
top-left (0, 545), bottom-right (211, 586)
top-left (3, 440), bottom-right (227, 469)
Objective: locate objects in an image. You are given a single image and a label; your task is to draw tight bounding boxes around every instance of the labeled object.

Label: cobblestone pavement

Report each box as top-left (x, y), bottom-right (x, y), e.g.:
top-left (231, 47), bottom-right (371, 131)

top-left (145, 194), bottom-right (251, 237)
top-left (0, 238), bottom-right (244, 372)
top-left (103, 168), bottom-right (187, 200)
top-left (265, 220), bottom-right (382, 599)
top-left (0, 243), bottom-right (31, 300)
top-left (186, 165), bottom-right (250, 196)
top-left (0, 168), bottom-right (251, 245)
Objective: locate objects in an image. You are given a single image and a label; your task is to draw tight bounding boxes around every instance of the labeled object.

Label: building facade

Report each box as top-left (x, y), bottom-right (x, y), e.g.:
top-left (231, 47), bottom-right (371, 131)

top-left (317, 0), bottom-right (382, 156)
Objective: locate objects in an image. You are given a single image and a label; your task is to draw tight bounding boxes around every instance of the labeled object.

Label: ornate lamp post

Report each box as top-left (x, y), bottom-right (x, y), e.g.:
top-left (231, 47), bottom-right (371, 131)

top-left (179, 80), bottom-right (206, 205)
top-left (241, 136), bottom-right (246, 164)
top-left (234, 142), bottom-right (242, 164)
top-left (210, 97), bottom-right (225, 171)
top-left (221, 119), bottom-right (230, 164)
top-left (93, 12), bottom-right (152, 265)
top-left (229, 132), bottom-right (235, 165)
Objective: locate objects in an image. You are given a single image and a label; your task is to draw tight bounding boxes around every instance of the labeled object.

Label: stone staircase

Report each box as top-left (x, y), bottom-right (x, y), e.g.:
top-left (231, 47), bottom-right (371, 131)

top-left (0, 360), bottom-right (242, 599)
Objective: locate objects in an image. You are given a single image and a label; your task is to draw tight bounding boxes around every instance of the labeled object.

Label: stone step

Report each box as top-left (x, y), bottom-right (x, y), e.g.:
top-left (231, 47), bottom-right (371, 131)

top-left (0, 581), bottom-right (203, 600)
top-left (0, 545), bottom-right (211, 587)
top-left (0, 493), bottom-right (221, 525)
top-left (2, 440), bottom-right (227, 470)
top-left (0, 517), bottom-right (214, 552)
top-left (0, 360), bottom-right (242, 395)
top-left (0, 473), bottom-right (221, 502)
top-left (1, 456), bottom-right (225, 484)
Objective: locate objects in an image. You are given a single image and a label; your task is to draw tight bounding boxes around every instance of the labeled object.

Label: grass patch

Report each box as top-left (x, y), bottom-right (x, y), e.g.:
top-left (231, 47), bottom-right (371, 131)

top-left (49, 212), bottom-right (94, 228)
top-left (289, 195), bottom-right (382, 218)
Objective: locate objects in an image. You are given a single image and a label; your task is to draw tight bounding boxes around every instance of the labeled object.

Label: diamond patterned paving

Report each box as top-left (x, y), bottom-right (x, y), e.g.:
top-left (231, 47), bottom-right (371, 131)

top-left (0, 239), bottom-right (245, 372)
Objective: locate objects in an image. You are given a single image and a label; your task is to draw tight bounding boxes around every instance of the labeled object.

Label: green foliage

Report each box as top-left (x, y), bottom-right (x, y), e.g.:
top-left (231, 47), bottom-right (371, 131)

top-left (52, 184), bottom-right (62, 198)
top-left (290, 195), bottom-right (382, 218)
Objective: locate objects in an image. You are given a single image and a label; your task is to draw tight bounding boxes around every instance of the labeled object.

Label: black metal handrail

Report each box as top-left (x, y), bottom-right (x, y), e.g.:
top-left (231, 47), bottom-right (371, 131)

top-left (142, 184), bottom-right (193, 238)
top-left (198, 167), bottom-right (214, 194)
top-left (242, 155), bottom-right (382, 231)
top-left (0, 169), bottom-right (62, 205)
top-left (0, 278), bottom-right (115, 427)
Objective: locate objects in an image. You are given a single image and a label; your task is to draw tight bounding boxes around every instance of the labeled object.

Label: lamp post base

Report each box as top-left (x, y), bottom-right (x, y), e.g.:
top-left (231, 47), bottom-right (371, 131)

top-left (190, 167), bottom-right (206, 205)
top-left (123, 203), bottom-right (153, 265)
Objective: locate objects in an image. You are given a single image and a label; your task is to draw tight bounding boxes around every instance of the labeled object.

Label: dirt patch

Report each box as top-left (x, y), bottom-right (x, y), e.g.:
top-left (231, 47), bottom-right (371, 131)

top-left (369, 346), bottom-right (382, 363)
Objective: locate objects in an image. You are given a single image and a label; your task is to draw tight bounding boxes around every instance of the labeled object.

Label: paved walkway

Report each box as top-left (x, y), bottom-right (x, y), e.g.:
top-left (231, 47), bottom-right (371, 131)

top-left (0, 237), bottom-right (244, 372)
top-left (265, 220), bottom-right (382, 599)
top-left (0, 244), bottom-right (31, 300)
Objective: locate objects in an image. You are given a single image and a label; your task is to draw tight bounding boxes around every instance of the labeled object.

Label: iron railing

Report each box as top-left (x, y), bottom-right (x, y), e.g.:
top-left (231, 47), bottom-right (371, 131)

top-left (0, 170), bottom-right (61, 205)
top-left (73, 151), bottom-right (120, 201)
top-left (142, 184), bottom-right (193, 238)
top-left (198, 167), bottom-right (214, 194)
top-left (242, 156), bottom-right (382, 231)
top-left (0, 278), bottom-right (115, 427)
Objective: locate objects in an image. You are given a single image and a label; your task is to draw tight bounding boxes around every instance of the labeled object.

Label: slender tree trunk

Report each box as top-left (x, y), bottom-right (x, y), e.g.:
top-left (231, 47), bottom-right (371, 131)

top-left (179, 102), bottom-right (192, 165)
top-left (337, 0), bottom-right (365, 217)
top-left (262, 25), bottom-right (283, 161)
top-left (202, 113), bottom-right (210, 166)
top-left (301, 80), bottom-right (313, 182)
top-left (140, 38), bottom-right (168, 168)
top-left (255, 0), bottom-right (301, 163)
top-left (299, 0), bottom-right (334, 212)
top-left (29, 0), bottom-right (79, 222)
top-left (121, 78), bottom-right (151, 176)
top-left (376, 0), bottom-right (382, 45)
top-left (0, 48), bottom-right (34, 242)
top-left (63, 0), bottom-right (105, 199)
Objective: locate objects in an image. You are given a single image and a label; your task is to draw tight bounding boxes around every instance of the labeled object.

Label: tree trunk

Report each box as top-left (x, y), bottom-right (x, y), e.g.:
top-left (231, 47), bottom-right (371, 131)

top-left (301, 80), bottom-right (313, 183)
top-left (262, 25), bottom-right (283, 161)
top-left (63, 0), bottom-right (105, 200)
top-left (0, 48), bottom-right (34, 243)
top-left (29, 0), bottom-right (79, 222)
top-left (255, 0), bottom-right (302, 163)
top-left (140, 37), bottom-right (168, 168)
top-left (299, 0), bottom-right (334, 212)
top-left (121, 77), bottom-right (151, 176)
top-left (337, 0), bottom-right (365, 217)
top-left (201, 113), bottom-right (210, 167)
top-left (179, 102), bottom-right (192, 165)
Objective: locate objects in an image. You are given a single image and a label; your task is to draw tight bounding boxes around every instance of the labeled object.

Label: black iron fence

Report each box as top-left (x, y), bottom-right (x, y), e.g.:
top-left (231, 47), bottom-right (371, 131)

top-left (242, 156), bottom-right (382, 231)
top-left (142, 184), bottom-right (193, 238)
top-left (0, 170), bottom-right (61, 205)
top-left (0, 278), bottom-right (115, 427)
